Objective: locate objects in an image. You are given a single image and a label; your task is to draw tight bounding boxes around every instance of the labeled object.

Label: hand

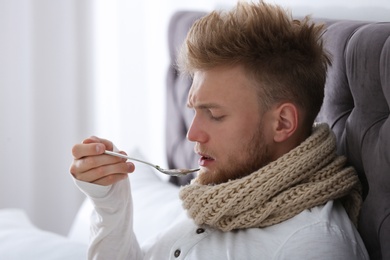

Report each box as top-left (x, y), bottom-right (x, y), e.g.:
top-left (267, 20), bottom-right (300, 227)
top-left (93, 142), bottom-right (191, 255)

top-left (70, 136), bottom-right (135, 186)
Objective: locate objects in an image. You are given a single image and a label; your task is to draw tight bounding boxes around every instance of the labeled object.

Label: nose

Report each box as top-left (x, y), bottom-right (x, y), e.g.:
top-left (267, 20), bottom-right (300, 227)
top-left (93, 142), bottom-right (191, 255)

top-left (186, 115), bottom-right (208, 143)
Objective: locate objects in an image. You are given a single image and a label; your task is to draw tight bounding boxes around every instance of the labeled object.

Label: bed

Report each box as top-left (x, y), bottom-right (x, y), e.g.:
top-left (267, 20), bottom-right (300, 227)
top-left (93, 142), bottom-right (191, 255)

top-left (0, 10), bottom-right (389, 260)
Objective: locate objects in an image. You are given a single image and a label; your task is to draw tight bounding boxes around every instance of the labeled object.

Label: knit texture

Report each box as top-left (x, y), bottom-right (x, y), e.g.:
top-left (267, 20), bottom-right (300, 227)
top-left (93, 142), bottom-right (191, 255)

top-left (179, 123), bottom-right (362, 232)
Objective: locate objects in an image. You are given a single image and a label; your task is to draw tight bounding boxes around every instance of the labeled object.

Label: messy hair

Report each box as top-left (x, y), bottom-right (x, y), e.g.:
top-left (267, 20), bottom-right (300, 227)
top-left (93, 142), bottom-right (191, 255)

top-left (178, 1), bottom-right (331, 130)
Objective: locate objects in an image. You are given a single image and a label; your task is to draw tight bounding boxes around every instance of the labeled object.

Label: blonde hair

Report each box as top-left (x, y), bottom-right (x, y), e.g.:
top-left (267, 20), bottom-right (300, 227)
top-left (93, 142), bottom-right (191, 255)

top-left (178, 1), bottom-right (331, 130)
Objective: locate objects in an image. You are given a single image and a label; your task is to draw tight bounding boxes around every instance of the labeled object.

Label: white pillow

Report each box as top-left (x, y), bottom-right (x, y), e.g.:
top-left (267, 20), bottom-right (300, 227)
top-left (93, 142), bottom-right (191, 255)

top-left (69, 148), bottom-right (183, 246)
top-left (0, 209), bottom-right (87, 260)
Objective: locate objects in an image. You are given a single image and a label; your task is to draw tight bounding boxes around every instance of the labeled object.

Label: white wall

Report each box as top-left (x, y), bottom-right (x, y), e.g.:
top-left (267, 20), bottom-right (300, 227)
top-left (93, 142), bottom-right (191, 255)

top-left (270, 0), bottom-right (390, 21)
top-left (0, 0), bottom-right (94, 235)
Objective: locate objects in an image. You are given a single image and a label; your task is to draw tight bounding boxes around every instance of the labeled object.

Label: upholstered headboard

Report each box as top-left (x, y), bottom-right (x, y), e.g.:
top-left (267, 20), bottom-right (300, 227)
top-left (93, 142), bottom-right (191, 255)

top-left (165, 10), bottom-right (390, 259)
top-left (316, 20), bottom-right (390, 260)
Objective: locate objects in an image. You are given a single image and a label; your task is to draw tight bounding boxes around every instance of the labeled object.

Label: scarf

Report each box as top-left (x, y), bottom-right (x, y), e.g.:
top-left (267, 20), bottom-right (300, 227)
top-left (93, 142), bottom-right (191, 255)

top-left (179, 123), bottom-right (362, 232)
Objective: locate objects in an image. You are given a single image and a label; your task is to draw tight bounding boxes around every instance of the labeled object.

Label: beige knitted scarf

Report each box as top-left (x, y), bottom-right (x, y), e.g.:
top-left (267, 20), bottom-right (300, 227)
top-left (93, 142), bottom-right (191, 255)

top-left (179, 123), bottom-right (362, 232)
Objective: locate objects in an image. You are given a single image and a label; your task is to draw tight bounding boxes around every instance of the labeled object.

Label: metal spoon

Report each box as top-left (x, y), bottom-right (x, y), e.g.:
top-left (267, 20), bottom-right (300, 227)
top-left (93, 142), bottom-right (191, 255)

top-left (104, 150), bottom-right (199, 177)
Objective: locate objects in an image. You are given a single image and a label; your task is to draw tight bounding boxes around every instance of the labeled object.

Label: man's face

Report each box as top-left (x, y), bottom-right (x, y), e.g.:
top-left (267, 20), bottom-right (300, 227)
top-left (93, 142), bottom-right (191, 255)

top-left (187, 65), bottom-right (273, 185)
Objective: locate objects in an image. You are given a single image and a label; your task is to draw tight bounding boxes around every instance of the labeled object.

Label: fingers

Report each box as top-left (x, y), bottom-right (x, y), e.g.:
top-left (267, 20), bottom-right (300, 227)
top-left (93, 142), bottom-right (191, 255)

top-left (72, 159), bottom-right (135, 183)
top-left (70, 154), bottom-right (135, 185)
top-left (70, 136), bottom-right (135, 186)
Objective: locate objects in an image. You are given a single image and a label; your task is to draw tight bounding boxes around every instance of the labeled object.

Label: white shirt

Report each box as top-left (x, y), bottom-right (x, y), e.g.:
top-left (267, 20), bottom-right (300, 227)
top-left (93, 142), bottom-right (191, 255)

top-left (76, 177), bottom-right (369, 260)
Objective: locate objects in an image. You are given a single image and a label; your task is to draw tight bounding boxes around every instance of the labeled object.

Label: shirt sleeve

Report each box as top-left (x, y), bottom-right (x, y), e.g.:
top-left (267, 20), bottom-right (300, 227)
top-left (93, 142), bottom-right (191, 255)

top-left (74, 178), bottom-right (143, 260)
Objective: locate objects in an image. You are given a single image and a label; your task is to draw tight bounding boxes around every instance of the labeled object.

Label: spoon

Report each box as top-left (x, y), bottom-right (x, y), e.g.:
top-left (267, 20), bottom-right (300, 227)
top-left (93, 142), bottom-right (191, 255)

top-left (104, 150), bottom-right (199, 177)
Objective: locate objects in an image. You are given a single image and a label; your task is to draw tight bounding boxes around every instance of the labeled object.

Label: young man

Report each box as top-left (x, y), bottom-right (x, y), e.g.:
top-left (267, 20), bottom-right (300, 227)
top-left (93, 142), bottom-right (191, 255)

top-left (70, 2), bottom-right (369, 259)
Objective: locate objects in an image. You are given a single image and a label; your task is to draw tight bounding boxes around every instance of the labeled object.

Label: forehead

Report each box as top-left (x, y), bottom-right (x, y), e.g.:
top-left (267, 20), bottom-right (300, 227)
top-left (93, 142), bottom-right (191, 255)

top-left (187, 66), bottom-right (259, 108)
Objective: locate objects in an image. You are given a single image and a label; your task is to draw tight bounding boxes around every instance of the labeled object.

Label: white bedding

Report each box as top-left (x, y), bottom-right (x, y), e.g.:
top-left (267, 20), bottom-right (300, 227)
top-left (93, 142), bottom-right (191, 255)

top-left (0, 209), bottom-right (87, 259)
top-left (0, 149), bottom-right (183, 258)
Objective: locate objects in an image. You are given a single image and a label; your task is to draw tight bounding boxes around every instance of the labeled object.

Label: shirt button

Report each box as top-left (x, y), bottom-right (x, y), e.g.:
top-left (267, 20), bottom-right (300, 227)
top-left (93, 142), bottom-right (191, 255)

top-left (174, 249), bottom-right (181, 257)
top-left (196, 228), bottom-right (205, 234)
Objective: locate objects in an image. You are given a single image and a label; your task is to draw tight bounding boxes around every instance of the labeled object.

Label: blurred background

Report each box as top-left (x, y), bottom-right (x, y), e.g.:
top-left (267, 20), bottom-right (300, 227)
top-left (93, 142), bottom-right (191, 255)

top-left (0, 0), bottom-right (389, 236)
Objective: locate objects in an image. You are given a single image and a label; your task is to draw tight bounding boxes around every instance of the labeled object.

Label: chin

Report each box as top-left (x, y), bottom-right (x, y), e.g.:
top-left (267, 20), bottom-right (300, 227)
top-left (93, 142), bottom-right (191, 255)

top-left (197, 161), bottom-right (262, 185)
top-left (196, 168), bottom-right (232, 186)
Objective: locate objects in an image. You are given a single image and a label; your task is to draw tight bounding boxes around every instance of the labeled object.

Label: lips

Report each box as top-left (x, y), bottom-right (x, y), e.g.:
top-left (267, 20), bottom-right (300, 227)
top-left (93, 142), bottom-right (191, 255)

top-left (197, 152), bottom-right (215, 166)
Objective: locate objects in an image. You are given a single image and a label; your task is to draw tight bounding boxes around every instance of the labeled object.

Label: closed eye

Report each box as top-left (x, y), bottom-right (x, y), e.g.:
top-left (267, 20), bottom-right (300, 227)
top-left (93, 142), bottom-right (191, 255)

top-left (190, 102), bottom-right (227, 122)
top-left (211, 115), bottom-right (226, 121)
top-left (206, 109), bottom-right (226, 121)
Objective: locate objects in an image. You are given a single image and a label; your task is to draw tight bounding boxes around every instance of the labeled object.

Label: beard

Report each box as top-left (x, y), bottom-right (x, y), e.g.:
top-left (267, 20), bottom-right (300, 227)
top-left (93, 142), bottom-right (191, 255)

top-left (197, 124), bottom-right (271, 186)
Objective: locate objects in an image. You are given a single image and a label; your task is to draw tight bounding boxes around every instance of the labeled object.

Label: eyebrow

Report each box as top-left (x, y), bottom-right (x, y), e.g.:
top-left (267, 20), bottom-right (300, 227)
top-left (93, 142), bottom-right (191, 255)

top-left (187, 102), bottom-right (223, 110)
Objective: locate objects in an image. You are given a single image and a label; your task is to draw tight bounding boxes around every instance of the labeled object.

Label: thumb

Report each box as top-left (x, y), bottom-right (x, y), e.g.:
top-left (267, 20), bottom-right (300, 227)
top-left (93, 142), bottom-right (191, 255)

top-left (82, 136), bottom-right (115, 151)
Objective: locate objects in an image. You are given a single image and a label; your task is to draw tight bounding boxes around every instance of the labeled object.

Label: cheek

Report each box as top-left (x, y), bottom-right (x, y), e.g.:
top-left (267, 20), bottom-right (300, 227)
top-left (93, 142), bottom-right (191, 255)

top-left (216, 125), bottom-right (254, 158)
top-left (208, 114), bottom-right (261, 155)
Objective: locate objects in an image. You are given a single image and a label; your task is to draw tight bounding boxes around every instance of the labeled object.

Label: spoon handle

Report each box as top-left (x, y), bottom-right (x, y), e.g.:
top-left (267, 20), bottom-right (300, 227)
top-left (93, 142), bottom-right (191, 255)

top-left (104, 150), bottom-right (158, 168)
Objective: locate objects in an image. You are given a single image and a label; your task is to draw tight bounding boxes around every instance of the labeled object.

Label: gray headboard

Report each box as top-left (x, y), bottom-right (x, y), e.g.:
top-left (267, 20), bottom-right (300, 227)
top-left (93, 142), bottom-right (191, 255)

top-left (316, 20), bottom-right (390, 260)
top-left (165, 10), bottom-right (390, 259)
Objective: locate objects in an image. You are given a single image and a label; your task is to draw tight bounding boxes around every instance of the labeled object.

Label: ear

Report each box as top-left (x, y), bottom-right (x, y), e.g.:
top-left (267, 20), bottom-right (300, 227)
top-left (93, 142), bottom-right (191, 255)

top-left (273, 103), bottom-right (298, 143)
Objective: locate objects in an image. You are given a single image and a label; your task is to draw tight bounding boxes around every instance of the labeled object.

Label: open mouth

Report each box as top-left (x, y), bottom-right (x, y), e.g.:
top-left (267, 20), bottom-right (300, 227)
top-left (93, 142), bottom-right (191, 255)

top-left (198, 153), bottom-right (215, 166)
